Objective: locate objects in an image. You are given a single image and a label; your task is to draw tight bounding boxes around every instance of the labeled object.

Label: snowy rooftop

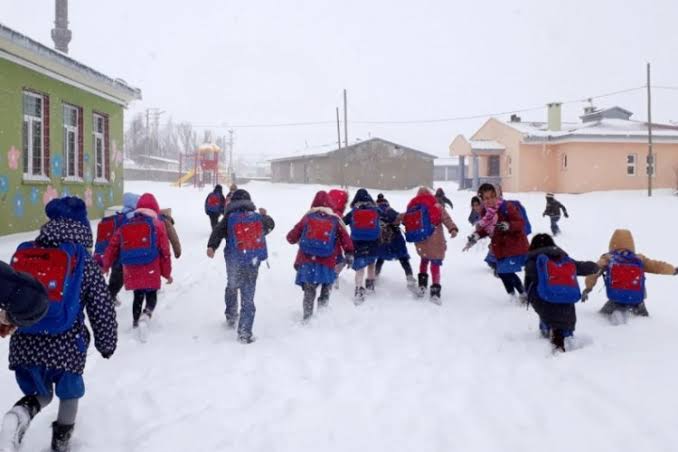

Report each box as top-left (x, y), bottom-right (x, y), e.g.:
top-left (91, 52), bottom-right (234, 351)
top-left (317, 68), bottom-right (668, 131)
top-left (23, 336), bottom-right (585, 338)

top-left (469, 140), bottom-right (505, 151)
top-left (0, 22), bottom-right (141, 105)
top-left (434, 156), bottom-right (459, 167)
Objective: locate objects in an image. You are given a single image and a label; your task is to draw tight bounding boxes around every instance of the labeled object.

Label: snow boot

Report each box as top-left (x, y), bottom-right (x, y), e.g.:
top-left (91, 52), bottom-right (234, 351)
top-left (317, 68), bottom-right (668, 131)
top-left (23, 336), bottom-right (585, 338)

top-left (631, 302), bottom-right (649, 317)
top-left (51, 422), bottom-right (74, 452)
top-left (365, 279), bottom-right (376, 295)
top-left (429, 284), bottom-right (442, 305)
top-left (317, 285), bottom-right (331, 309)
top-left (0, 396), bottom-right (40, 452)
top-left (354, 286), bottom-right (366, 305)
top-left (538, 320), bottom-right (550, 338)
top-left (238, 335), bottom-right (256, 344)
top-left (551, 329), bottom-right (566, 352)
top-left (417, 273), bottom-right (428, 298)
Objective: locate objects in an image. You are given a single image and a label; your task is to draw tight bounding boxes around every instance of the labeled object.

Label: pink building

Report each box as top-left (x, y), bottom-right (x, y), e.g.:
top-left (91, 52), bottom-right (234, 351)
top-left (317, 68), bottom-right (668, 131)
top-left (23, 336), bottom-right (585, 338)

top-left (450, 104), bottom-right (678, 193)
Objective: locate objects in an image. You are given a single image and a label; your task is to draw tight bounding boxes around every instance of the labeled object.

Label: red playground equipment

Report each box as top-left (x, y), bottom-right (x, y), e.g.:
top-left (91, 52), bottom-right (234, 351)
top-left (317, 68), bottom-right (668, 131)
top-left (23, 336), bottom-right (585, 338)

top-left (175, 143), bottom-right (221, 187)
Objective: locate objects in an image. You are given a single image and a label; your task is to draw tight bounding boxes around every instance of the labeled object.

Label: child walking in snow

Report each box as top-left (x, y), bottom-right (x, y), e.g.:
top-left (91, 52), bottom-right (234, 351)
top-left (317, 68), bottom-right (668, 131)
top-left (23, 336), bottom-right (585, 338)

top-left (343, 189), bottom-right (383, 304)
top-left (207, 189), bottom-right (275, 343)
top-left (523, 234), bottom-right (598, 352)
top-left (375, 194), bottom-right (416, 290)
top-left (103, 193), bottom-right (173, 331)
top-left (328, 188), bottom-right (349, 284)
top-left (287, 191), bottom-right (354, 320)
top-left (583, 229), bottom-right (677, 321)
top-left (205, 184), bottom-right (226, 230)
top-left (403, 187), bottom-right (458, 304)
top-left (543, 193), bottom-right (569, 236)
top-left (0, 197), bottom-right (117, 452)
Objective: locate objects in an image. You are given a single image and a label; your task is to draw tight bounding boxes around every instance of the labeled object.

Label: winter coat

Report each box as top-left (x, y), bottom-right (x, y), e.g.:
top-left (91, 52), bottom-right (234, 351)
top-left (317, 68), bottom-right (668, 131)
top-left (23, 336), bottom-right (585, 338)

top-left (207, 192), bottom-right (275, 261)
top-left (160, 208), bottom-right (182, 259)
top-left (376, 202), bottom-right (409, 260)
top-left (205, 187), bottom-right (226, 216)
top-left (543, 198), bottom-right (568, 218)
top-left (406, 191), bottom-right (458, 262)
top-left (584, 229), bottom-right (676, 294)
top-left (9, 219), bottom-right (118, 374)
top-left (287, 207), bottom-right (354, 270)
top-left (468, 210), bottom-right (481, 226)
top-left (524, 246), bottom-right (598, 331)
top-left (478, 200), bottom-right (529, 260)
top-left (103, 195), bottom-right (172, 291)
top-left (343, 206), bottom-right (384, 259)
top-left (0, 260), bottom-right (49, 328)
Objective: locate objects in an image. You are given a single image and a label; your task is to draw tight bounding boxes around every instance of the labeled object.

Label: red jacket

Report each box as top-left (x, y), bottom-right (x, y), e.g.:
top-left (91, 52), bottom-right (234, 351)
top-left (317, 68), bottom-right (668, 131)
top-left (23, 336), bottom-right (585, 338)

top-left (287, 207), bottom-right (354, 270)
top-left (478, 200), bottom-right (529, 259)
top-left (406, 192), bottom-right (443, 226)
top-left (103, 194), bottom-right (172, 291)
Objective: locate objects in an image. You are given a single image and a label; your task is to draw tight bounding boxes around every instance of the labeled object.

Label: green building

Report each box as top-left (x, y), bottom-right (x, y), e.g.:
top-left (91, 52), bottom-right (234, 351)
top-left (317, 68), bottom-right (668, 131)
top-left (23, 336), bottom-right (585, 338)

top-left (0, 23), bottom-right (141, 236)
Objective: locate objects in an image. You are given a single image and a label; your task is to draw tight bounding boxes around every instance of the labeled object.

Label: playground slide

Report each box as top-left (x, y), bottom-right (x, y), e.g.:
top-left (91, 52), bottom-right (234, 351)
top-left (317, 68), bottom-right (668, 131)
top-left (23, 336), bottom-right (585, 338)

top-left (173, 169), bottom-right (195, 186)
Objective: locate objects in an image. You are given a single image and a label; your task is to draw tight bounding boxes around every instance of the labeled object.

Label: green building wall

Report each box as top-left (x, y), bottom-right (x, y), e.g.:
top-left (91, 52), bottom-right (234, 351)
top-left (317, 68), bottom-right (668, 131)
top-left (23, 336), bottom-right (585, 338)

top-left (0, 58), bottom-right (125, 236)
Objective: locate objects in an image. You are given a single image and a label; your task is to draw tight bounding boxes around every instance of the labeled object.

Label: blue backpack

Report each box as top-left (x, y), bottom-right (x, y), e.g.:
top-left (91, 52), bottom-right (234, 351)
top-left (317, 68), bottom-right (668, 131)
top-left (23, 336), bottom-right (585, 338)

top-left (11, 242), bottom-right (86, 335)
top-left (350, 207), bottom-right (381, 241)
top-left (94, 213), bottom-right (124, 256)
top-left (604, 251), bottom-right (645, 304)
top-left (300, 213), bottom-right (338, 257)
top-left (403, 204), bottom-right (435, 243)
top-left (536, 254), bottom-right (582, 304)
top-left (500, 200), bottom-right (532, 235)
top-left (205, 193), bottom-right (223, 215)
top-left (227, 211), bottom-right (268, 265)
top-left (119, 215), bottom-right (159, 265)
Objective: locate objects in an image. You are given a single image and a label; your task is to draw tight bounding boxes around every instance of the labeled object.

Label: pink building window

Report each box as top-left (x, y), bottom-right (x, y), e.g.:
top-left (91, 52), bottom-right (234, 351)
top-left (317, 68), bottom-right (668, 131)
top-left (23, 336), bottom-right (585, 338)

top-left (627, 154), bottom-right (637, 176)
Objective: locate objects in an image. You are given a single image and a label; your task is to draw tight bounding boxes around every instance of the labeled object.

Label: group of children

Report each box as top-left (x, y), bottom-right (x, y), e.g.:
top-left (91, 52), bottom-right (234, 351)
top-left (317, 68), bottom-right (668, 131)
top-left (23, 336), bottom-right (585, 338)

top-left (0, 183), bottom-right (677, 451)
top-left (464, 184), bottom-right (678, 351)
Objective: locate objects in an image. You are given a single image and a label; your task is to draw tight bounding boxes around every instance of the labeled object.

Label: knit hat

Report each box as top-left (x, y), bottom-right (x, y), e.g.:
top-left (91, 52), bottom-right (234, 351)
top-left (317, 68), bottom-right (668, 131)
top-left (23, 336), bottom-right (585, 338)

top-left (45, 196), bottom-right (89, 228)
top-left (546, 193), bottom-right (555, 198)
top-left (230, 189), bottom-right (251, 202)
top-left (137, 193), bottom-right (160, 214)
top-left (376, 193), bottom-right (389, 206)
top-left (311, 191), bottom-right (332, 209)
top-left (214, 184), bottom-right (223, 194)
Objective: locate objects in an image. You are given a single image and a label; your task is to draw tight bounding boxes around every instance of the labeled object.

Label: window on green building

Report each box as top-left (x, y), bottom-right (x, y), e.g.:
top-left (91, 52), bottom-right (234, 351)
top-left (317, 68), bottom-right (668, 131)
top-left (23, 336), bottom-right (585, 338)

top-left (22, 91), bottom-right (45, 177)
top-left (93, 113), bottom-right (109, 181)
top-left (63, 104), bottom-right (80, 179)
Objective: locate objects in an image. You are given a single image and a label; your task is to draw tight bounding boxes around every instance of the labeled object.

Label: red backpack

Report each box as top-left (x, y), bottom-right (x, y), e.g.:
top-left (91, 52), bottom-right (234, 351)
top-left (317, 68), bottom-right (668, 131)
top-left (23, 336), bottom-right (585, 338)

top-left (350, 207), bottom-right (381, 241)
top-left (206, 193), bottom-right (223, 214)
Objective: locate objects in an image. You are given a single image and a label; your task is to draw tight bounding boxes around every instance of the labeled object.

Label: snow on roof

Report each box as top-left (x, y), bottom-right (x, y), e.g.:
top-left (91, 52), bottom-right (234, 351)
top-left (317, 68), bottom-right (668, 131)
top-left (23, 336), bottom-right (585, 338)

top-left (0, 22), bottom-right (141, 105)
top-left (137, 155), bottom-right (180, 164)
top-left (434, 156), bottom-right (459, 167)
top-left (469, 140), bottom-right (505, 151)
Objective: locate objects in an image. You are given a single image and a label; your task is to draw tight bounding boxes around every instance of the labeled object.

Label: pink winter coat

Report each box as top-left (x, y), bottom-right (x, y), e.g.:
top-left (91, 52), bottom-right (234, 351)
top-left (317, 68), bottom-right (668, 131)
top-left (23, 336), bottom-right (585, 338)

top-left (103, 195), bottom-right (172, 291)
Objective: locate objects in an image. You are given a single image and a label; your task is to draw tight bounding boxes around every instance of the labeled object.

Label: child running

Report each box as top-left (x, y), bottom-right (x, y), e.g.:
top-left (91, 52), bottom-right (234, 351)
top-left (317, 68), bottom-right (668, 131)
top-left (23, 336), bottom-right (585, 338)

top-left (543, 193), bottom-right (569, 236)
top-left (343, 189), bottom-right (382, 304)
top-left (404, 187), bottom-right (458, 304)
top-left (0, 197), bottom-right (117, 452)
top-left (103, 193), bottom-right (172, 334)
top-left (583, 229), bottom-right (677, 322)
top-left (523, 233), bottom-right (598, 351)
top-left (207, 189), bottom-right (275, 343)
top-left (375, 193), bottom-right (416, 290)
top-left (287, 191), bottom-right (354, 320)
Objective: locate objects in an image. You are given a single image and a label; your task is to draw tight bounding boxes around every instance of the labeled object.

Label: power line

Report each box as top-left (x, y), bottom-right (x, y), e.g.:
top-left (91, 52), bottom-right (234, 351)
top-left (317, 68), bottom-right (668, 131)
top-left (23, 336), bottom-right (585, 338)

top-left (653, 85), bottom-right (678, 91)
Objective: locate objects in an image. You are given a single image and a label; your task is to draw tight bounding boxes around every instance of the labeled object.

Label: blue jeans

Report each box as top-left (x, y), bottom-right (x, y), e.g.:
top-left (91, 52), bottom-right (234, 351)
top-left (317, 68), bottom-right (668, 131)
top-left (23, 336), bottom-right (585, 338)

top-left (224, 259), bottom-right (259, 339)
top-left (15, 366), bottom-right (85, 400)
top-left (550, 215), bottom-right (561, 235)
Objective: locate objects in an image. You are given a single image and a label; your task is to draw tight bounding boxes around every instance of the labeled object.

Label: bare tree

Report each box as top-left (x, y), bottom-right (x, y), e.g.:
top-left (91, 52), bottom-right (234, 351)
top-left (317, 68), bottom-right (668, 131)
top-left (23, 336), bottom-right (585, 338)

top-left (177, 122), bottom-right (196, 154)
top-left (124, 113), bottom-right (147, 161)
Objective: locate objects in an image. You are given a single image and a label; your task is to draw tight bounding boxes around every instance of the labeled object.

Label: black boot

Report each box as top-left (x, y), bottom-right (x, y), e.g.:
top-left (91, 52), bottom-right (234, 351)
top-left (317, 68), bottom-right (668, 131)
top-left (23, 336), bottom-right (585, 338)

top-left (417, 273), bottom-right (428, 298)
top-left (430, 284), bottom-right (442, 305)
top-left (551, 329), bottom-right (565, 352)
top-left (51, 422), bottom-right (74, 452)
top-left (15, 395), bottom-right (41, 419)
top-left (365, 279), bottom-right (376, 294)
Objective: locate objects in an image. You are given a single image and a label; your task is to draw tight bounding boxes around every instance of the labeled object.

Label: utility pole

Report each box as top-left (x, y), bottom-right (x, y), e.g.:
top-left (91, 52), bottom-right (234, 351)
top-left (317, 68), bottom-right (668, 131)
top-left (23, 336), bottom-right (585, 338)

top-left (343, 89), bottom-right (348, 148)
top-left (336, 107), bottom-right (342, 149)
top-left (145, 109), bottom-right (151, 157)
top-left (647, 62), bottom-right (653, 197)
top-left (228, 129), bottom-right (235, 183)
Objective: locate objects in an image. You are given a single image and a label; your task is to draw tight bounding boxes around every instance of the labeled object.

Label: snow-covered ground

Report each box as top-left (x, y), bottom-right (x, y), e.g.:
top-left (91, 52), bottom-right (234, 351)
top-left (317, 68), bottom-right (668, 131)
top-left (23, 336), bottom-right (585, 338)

top-left (1, 181), bottom-right (677, 452)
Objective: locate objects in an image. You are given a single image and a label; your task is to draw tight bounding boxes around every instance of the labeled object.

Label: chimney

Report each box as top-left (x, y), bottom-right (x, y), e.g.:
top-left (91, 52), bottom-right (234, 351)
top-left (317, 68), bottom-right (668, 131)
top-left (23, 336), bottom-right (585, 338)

top-left (51, 0), bottom-right (72, 53)
top-left (547, 102), bottom-right (562, 132)
top-left (510, 114), bottom-right (521, 123)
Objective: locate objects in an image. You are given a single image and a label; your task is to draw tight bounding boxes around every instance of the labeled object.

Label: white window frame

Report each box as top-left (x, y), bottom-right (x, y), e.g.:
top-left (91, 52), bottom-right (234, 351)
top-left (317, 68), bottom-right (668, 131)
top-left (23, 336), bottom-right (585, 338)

top-left (626, 153), bottom-right (637, 176)
top-left (63, 104), bottom-right (80, 180)
top-left (22, 91), bottom-right (47, 179)
top-left (93, 113), bottom-right (107, 182)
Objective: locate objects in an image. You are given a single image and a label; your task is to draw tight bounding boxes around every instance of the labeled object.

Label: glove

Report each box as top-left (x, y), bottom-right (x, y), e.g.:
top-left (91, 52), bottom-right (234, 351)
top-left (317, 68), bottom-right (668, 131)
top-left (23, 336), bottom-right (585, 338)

top-left (101, 352), bottom-right (113, 359)
top-left (449, 228), bottom-right (458, 238)
top-left (564, 213), bottom-right (569, 218)
top-left (344, 253), bottom-right (355, 267)
top-left (496, 222), bottom-right (510, 232)
top-left (581, 288), bottom-right (591, 302)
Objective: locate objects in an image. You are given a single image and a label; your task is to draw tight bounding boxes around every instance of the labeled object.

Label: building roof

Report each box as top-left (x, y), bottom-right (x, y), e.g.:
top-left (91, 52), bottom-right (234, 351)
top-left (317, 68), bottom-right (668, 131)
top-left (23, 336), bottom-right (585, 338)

top-left (0, 22), bottom-right (141, 106)
top-left (500, 106), bottom-right (678, 143)
top-left (469, 140), bottom-right (505, 151)
top-left (434, 156), bottom-right (459, 167)
top-left (270, 137), bottom-right (437, 163)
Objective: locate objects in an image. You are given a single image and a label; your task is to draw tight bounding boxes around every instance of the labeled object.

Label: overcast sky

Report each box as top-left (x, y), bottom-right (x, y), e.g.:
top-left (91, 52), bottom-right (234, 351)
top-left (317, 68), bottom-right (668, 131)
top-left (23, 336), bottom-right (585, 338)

top-left (3, 0), bottom-right (678, 159)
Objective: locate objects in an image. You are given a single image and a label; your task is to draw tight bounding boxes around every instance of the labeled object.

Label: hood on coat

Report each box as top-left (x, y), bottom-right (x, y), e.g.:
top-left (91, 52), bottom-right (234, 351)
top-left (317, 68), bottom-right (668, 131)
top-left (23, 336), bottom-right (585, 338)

top-left (311, 191), bottom-right (332, 209)
top-left (350, 188), bottom-right (374, 207)
top-left (376, 193), bottom-right (389, 208)
top-left (328, 189), bottom-right (349, 215)
top-left (36, 218), bottom-right (94, 249)
top-left (609, 229), bottom-right (636, 253)
top-left (122, 193), bottom-right (140, 212)
top-left (225, 199), bottom-right (256, 215)
top-left (45, 196), bottom-right (90, 229)
top-left (214, 184), bottom-right (223, 194)
top-left (230, 189), bottom-right (251, 202)
top-left (137, 193), bottom-right (160, 214)
top-left (527, 245), bottom-right (568, 260)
